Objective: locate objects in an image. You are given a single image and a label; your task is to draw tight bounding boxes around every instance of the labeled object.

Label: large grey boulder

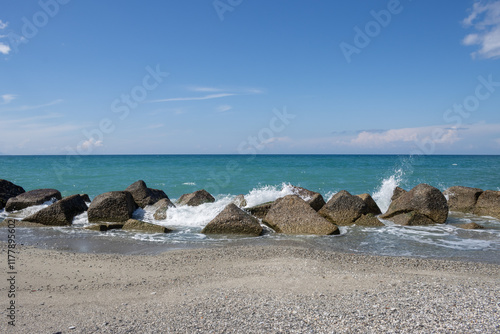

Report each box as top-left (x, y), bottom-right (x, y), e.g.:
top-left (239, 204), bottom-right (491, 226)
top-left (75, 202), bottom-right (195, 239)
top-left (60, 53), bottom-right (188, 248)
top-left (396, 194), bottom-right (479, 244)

top-left (444, 186), bottom-right (483, 213)
top-left (318, 190), bottom-right (379, 226)
top-left (264, 195), bottom-right (339, 235)
top-left (474, 190), bottom-right (500, 219)
top-left (391, 187), bottom-right (407, 201)
top-left (152, 198), bottom-right (176, 220)
top-left (380, 184), bottom-right (448, 225)
top-left (177, 189), bottom-right (215, 207)
top-left (5, 188), bottom-right (62, 212)
top-left (292, 186), bottom-right (326, 211)
top-left (0, 180), bottom-right (25, 210)
top-left (87, 191), bottom-right (138, 223)
top-left (23, 194), bottom-right (88, 226)
top-left (125, 180), bottom-right (169, 208)
top-left (357, 193), bottom-right (382, 215)
top-left (202, 203), bottom-right (262, 236)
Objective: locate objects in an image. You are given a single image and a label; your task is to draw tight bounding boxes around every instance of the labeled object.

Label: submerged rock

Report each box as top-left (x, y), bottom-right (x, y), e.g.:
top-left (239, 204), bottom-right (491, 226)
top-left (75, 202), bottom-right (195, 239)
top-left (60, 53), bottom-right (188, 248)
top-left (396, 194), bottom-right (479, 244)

top-left (122, 219), bottom-right (171, 233)
top-left (457, 222), bottom-right (485, 230)
top-left (380, 184), bottom-right (448, 225)
top-left (5, 188), bottom-right (62, 212)
top-left (0, 179), bottom-right (25, 210)
top-left (264, 195), bottom-right (338, 235)
top-left (87, 191), bottom-right (137, 223)
top-left (444, 186), bottom-right (483, 213)
top-left (125, 180), bottom-right (169, 208)
top-left (355, 213), bottom-right (384, 227)
top-left (152, 198), bottom-right (176, 220)
top-left (85, 223), bottom-right (124, 231)
top-left (474, 190), bottom-right (500, 219)
top-left (177, 189), bottom-right (215, 207)
top-left (23, 194), bottom-right (88, 226)
top-left (202, 203), bottom-right (262, 236)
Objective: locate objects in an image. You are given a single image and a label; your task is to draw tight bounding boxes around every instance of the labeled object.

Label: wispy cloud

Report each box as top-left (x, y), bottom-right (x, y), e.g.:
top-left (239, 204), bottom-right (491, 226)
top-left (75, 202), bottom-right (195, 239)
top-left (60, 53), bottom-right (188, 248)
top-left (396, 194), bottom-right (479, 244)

top-left (1, 94), bottom-right (16, 104)
top-left (188, 86), bottom-right (225, 93)
top-left (462, 0), bottom-right (500, 59)
top-left (0, 99), bottom-right (63, 112)
top-left (146, 123), bottom-right (165, 129)
top-left (0, 20), bottom-right (7, 30)
top-left (149, 93), bottom-right (236, 103)
top-left (216, 104), bottom-right (232, 112)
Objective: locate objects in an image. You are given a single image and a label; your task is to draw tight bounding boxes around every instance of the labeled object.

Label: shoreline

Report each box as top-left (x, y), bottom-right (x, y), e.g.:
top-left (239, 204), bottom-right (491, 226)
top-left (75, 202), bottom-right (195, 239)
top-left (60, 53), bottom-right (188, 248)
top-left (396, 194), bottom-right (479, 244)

top-left (1, 243), bottom-right (499, 333)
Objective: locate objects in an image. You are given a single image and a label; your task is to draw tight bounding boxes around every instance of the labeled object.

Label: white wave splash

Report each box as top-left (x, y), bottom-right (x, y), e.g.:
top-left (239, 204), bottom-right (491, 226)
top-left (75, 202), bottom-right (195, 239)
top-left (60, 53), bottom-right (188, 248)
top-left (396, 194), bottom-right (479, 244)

top-left (372, 168), bottom-right (404, 213)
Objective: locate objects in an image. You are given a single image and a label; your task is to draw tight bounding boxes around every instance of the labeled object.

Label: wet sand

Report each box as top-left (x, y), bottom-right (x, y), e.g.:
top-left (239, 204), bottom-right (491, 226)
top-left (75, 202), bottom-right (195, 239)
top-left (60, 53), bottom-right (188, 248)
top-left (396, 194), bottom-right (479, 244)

top-left (1, 242), bottom-right (499, 333)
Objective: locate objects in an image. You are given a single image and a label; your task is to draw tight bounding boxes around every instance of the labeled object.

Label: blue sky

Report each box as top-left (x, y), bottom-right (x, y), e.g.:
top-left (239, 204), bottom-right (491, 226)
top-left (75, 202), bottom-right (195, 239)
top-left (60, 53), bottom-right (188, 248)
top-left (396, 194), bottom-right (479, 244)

top-left (0, 0), bottom-right (499, 155)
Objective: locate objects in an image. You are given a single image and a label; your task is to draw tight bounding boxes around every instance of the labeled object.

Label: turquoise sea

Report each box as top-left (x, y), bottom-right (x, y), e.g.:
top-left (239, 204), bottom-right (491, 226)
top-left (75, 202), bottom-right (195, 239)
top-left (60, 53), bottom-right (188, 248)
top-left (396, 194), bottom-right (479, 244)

top-left (1, 155), bottom-right (500, 263)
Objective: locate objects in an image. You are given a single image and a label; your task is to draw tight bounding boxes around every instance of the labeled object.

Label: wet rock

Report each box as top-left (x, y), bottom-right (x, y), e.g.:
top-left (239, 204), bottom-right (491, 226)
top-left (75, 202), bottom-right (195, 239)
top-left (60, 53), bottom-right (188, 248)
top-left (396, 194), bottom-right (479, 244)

top-left (381, 184), bottom-right (448, 225)
top-left (474, 190), bottom-right (500, 219)
top-left (125, 180), bottom-right (169, 208)
top-left (85, 223), bottom-right (124, 231)
top-left (23, 194), bottom-right (88, 226)
top-left (318, 190), bottom-right (376, 226)
top-left (177, 189), bottom-right (215, 207)
top-left (5, 188), bottom-right (62, 212)
top-left (80, 194), bottom-right (91, 203)
top-left (264, 195), bottom-right (339, 235)
top-left (87, 191), bottom-right (137, 223)
top-left (355, 213), bottom-right (385, 227)
top-left (202, 203), bottom-right (262, 236)
top-left (246, 202), bottom-right (274, 219)
top-left (444, 186), bottom-right (483, 213)
top-left (457, 222), bottom-right (485, 230)
top-left (292, 186), bottom-right (326, 211)
top-left (152, 198), bottom-right (176, 220)
top-left (122, 219), bottom-right (171, 233)
top-left (357, 193), bottom-right (382, 215)
top-left (0, 179), bottom-right (25, 210)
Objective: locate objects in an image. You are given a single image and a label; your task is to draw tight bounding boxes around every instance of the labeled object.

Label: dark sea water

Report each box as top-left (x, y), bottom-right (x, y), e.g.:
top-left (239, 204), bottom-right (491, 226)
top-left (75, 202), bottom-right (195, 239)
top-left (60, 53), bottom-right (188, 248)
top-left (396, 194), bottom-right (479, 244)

top-left (1, 155), bottom-right (499, 263)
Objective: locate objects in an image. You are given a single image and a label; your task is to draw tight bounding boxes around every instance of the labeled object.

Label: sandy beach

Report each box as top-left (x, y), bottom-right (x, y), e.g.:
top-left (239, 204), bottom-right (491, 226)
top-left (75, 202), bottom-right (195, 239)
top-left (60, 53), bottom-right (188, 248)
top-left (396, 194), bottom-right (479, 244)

top-left (0, 243), bottom-right (498, 333)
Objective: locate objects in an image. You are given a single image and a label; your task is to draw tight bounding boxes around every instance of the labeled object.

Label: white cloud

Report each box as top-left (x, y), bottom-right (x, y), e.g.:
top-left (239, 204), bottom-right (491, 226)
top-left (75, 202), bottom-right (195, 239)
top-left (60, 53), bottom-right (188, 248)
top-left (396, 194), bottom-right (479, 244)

top-left (77, 138), bottom-right (103, 152)
top-left (0, 42), bottom-right (10, 55)
top-left (351, 126), bottom-right (461, 147)
top-left (149, 93), bottom-right (235, 103)
top-left (1, 94), bottom-right (16, 104)
top-left (462, 0), bottom-right (500, 59)
top-left (216, 104), bottom-right (232, 112)
top-left (0, 20), bottom-right (7, 30)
